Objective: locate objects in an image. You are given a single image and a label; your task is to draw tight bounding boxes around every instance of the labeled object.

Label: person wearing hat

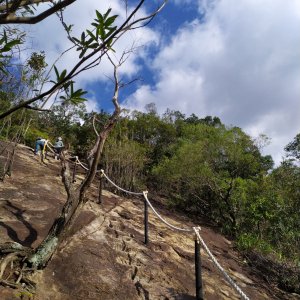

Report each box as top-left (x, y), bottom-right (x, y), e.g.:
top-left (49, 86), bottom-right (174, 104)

top-left (53, 137), bottom-right (64, 160)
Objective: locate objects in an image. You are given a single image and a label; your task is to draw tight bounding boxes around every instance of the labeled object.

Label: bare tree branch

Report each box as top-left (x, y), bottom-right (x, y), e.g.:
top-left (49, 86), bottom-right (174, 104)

top-left (81, 53), bottom-right (121, 196)
top-left (0, 0), bottom-right (51, 13)
top-left (24, 105), bottom-right (50, 112)
top-left (92, 114), bottom-right (99, 137)
top-left (0, 0), bottom-right (76, 24)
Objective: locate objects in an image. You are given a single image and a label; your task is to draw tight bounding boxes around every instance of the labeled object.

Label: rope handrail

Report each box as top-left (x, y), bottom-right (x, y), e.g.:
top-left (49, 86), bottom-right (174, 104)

top-left (101, 170), bottom-right (144, 196)
top-left (46, 142), bottom-right (56, 154)
top-left (60, 158), bottom-right (251, 299)
top-left (68, 156), bottom-right (103, 174)
top-left (193, 227), bottom-right (250, 300)
top-left (143, 191), bottom-right (193, 233)
top-left (100, 170), bottom-right (192, 231)
top-left (75, 156), bottom-right (89, 171)
top-left (101, 170), bottom-right (250, 299)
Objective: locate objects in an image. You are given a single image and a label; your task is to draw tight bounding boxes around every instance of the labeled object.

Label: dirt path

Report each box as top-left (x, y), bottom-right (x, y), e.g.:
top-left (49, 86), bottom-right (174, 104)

top-left (0, 144), bottom-right (299, 300)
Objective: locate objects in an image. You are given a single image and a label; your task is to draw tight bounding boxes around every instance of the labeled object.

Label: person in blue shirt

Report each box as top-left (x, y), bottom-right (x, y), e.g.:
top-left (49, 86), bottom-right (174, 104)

top-left (34, 137), bottom-right (47, 155)
top-left (53, 137), bottom-right (64, 160)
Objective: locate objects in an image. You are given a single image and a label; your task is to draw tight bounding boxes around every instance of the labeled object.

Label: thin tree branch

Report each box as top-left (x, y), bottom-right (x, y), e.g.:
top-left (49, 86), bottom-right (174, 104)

top-left (24, 105), bottom-right (50, 112)
top-left (81, 53), bottom-right (121, 196)
top-left (0, 0), bottom-right (76, 24)
top-left (0, 0), bottom-right (51, 13)
top-left (92, 114), bottom-right (99, 137)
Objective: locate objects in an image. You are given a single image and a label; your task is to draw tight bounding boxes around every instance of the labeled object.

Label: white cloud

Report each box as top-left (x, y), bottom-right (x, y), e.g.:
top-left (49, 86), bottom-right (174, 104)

top-left (23, 0), bottom-right (159, 90)
top-left (124, 0), bottom-right (300, 165)
top-left (85, 96), bottom-right (100, 113)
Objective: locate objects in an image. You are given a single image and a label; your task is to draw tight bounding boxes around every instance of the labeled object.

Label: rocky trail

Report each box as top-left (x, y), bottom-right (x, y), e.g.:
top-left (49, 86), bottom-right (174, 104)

top-left (0, 144), bottom-right (299, 300)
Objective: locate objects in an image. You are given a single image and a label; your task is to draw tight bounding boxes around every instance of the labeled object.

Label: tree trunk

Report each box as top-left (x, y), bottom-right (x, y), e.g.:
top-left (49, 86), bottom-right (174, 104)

top-left (28, 187), bottom-right (82, 268)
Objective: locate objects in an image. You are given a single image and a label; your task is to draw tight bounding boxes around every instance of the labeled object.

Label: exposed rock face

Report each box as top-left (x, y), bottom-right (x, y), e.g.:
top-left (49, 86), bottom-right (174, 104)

top-left (0, 144), bottom-right (299, 300)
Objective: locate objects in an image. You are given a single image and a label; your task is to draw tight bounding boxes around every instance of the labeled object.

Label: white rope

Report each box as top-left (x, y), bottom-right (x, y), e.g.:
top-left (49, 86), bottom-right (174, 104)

top-left (100, 170), bottom-right (193, 231)
top-left (78, 169), bottom-right (251, 298)
top-left (101, 170), bottom-right (143, 196)
top-left (193, 227), bottom-right (250, 300)
top-left (143, 191), bottom-right (193, 233)
top-left (70, 156), bottom-right (102, 174)
top-left (75, 156), bottom-right (89, 171)
top-left (46, 142), bottom-right (56, 154)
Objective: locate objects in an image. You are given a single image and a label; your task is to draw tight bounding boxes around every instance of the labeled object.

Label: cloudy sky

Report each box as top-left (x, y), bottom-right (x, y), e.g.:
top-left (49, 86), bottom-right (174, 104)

top-left (25, 0), bottom-right (300, 165)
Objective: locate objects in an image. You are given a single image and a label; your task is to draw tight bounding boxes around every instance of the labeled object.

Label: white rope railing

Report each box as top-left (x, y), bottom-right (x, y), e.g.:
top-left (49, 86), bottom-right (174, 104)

top-left (102, 171), bottom-right (250, 299)
top-left (193, 227), bottom-right (250, 300)
top-left (46, 142), bottom-right (56, 154)
top-left (75, 156), bottom-right (89, 171)
top-left (143, 191), bottom-right (193, 232)
top-left (101, 170), bottom-right (144, 196)
top-left (61, 160), bottom-right (251, 299)
top-left (69, 156), bottom-right (103, 174)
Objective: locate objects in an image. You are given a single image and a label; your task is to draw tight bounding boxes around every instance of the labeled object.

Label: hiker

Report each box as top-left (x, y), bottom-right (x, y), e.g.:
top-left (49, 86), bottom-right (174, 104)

top-left (53, 137), bottom-right (64, 160)
top-left (34, 137), bottom-right (48, 155)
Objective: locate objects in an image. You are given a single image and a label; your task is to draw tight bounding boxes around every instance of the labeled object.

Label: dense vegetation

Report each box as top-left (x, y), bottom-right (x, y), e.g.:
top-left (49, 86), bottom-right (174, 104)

top-left (1, 96), bottom-right (300, 268)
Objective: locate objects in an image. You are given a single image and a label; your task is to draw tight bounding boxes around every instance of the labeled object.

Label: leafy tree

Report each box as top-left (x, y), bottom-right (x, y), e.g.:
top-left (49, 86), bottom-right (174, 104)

top-left (0, 26), bottom-right (24, 73)
top-left (152, 123), bottom-right (271, 234)
top-left (285, 133), bottom-right (300, 161)
top-left (103, 136), bottom-right (147, 192)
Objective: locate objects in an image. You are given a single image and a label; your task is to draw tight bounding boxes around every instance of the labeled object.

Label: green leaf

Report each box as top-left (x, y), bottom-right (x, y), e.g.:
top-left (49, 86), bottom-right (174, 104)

top-left (70, 83), bottom-right (74, 94)
top-left (1, 39), bottom-right (21, 52)
top-left (63, 81), bottom-right (73, 91)
top-left (96, 10), bottom-right (103, 22)
top-left (81, 31), bottom-right (86, 42)
top-left (89, 43), bottom-right (99, 49)
top-left (53, 66), bottom-right (67, 83)
top-left (104, 15), bottom-right (118, 27)
top-left (79, 48), bottom-right (87, 58)
top-left (53, 65), bottom-right (60, 82)
top-left (105, 26), bottom-right (117, 39)
top-left (66, 24), bottom-right (73, 33)
top-left (86, 30), bottom-right (96, 41)
top-left (72, 37), bottom-right (81, 44)
top-left (103, 8), bottom-right (112, 20)
top-left (60, 69), bottom-right (67, 81)
top-left (72, 89), bottom-right (87, 98)
top-left (85, 37), bottom-right (94, 46)
top-left (0, 30), bottom-right (7, 44)
top-left (71, 97), bottom-right (87, 104)
top-left (98, 26), bottom-right (105, 40)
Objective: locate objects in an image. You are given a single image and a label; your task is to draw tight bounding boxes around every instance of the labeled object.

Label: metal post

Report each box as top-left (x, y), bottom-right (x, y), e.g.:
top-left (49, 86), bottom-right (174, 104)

top-left (72, 162), bottom-right (77, 183)
top-left (195, 238), bottom-right (204, 300)
top-left (98, 175), bottom-right (103, 204)
top-left (144, 197), bottom-right (149, 245)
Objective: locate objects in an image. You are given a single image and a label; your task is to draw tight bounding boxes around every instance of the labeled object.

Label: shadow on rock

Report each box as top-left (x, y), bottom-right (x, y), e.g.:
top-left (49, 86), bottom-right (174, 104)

top-left (0, 200), bottom-right (37, 247)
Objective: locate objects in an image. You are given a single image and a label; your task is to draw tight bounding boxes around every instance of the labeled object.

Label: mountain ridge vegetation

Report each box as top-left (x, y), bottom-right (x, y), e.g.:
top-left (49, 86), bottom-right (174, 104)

top-left (1, 103), bottom-right (300, 297)
top-left (0, 143), bottom-right (299, 299)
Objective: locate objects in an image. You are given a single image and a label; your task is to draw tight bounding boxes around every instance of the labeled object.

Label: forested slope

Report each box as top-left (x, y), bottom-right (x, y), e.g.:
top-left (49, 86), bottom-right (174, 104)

top-left (1, 105), bottom-right (300, 297)
top-left (0, 143), bottom-right (299, 299)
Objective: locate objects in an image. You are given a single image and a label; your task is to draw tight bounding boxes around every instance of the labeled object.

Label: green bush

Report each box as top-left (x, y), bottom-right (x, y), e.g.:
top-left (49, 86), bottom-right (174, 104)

top-left (24, 127), bottom-right (49, 148)
top-left (236, 233), bottom-right (273, 255)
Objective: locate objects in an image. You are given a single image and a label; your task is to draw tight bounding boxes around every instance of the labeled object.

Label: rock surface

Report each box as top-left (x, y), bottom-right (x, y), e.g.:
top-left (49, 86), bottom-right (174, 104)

top-left (0, 144), bottom-right (299, 300)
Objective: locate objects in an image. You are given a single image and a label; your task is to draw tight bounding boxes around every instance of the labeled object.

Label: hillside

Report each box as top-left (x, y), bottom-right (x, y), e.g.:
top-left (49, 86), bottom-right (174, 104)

top-left (0, 144), bottom-right (299, 300)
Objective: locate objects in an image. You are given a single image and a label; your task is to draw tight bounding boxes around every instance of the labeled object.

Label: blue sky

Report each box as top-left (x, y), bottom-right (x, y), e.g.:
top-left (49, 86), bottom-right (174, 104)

top-left (24, 0), bottom-right (300, 165)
